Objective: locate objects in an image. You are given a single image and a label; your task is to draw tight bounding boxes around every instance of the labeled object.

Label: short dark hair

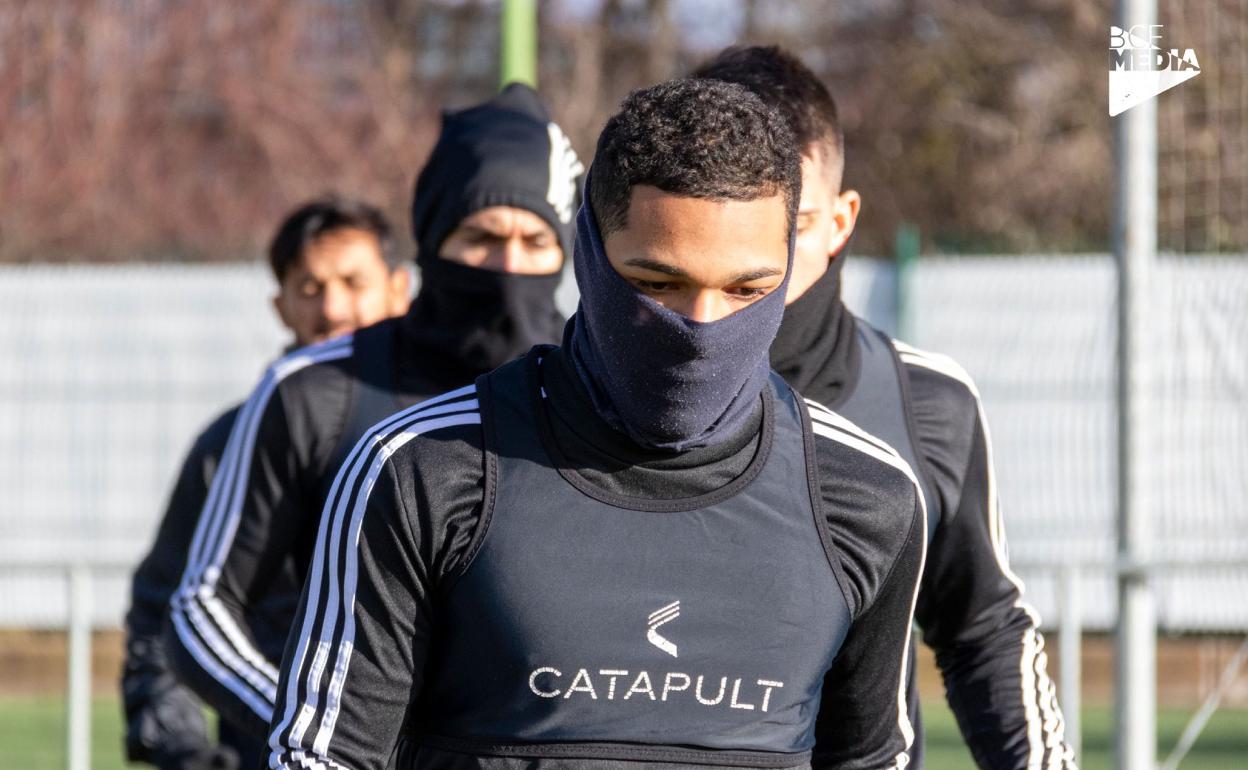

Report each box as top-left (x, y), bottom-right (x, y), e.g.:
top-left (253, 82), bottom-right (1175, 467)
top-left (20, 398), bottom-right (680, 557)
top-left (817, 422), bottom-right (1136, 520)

top-left (588, 78), bottom-right (801, 240)
top-left (268, 196), bottom-right (395, 283)
top-left (693, 45), bottom-right (845, 190)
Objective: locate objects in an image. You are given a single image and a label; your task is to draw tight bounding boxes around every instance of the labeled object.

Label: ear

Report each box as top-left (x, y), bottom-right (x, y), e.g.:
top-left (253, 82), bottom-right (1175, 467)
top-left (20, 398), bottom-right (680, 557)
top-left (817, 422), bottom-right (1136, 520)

top-left (827, 189), bottom-right (862, 260)
top-left (388, 267), bottom-right (412, 315)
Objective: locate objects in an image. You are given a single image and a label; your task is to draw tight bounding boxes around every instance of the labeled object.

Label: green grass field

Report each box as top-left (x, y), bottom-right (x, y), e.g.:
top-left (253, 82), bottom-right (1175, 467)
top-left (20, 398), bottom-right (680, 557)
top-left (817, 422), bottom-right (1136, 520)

top-left (0, 696), bottom-right (1244, 769)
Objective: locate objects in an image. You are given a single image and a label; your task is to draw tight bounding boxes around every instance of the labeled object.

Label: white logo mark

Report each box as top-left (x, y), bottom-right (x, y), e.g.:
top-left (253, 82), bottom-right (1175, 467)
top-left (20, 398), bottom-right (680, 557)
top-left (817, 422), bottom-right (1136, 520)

top-left (647, 600), bottom-right (680, 658)
top-left (1108, 25), bottom-right (1200, 117)
top-left (546, 122), bottom-right (584, 224)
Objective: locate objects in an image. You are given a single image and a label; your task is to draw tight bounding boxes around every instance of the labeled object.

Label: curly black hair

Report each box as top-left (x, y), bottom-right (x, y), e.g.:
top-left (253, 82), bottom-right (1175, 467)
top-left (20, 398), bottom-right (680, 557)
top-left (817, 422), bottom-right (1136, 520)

top-left (268, 196), bottom-right (395, 283)
top-left (588, 78), bottom-right (801, 240)
top-left (693, 45), bottom-right (845, 190)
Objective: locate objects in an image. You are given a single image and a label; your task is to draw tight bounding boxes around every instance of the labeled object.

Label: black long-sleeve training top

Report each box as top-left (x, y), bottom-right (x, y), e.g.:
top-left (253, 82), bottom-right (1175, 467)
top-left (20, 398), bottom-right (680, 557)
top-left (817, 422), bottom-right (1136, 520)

top-left (770, 265), bottom-right (1076, 770)
top-left (263, 344), bottom-right (927, 769)
top-left (125, 403), bottom-right (300, 768)
top-left (165, 317), bottom-right (460, 740)
top-left (123, 406), bottom-right (237, 765)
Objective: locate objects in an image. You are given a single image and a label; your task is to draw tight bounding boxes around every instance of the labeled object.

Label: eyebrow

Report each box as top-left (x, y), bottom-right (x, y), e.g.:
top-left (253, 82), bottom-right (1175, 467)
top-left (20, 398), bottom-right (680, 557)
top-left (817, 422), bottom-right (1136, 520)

top-left (623, 258), bottom-right (783, 284)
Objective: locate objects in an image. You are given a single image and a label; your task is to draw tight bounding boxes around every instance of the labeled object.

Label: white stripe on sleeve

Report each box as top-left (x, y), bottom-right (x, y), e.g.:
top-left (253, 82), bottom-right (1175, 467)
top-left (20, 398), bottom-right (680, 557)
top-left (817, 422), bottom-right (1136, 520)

top-left (171, 336), bottom-right (355, 724)
top-left (269, 387), bottom-right (480, 768)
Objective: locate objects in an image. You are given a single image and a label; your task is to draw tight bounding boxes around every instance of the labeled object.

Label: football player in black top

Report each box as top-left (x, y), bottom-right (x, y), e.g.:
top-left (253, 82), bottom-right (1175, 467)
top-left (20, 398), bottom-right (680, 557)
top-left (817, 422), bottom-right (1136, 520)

top-left (266, 78), bottom-right (927, 770)
top-left (165, 84), bottom-right (584, 746)
top-left (695, 45), bottom-right (1077, 770)
top-left (124, 197), bottom-right (409, 770)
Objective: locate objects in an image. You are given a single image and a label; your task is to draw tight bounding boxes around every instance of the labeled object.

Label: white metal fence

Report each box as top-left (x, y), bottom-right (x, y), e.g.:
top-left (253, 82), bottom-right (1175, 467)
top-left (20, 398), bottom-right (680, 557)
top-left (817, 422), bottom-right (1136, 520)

top-left (1, 264), bottom-right (287, 627)
top-left (909, 255), bottom-right (1248, 632)
top-left (0, 256), bottom-right (1245, 631)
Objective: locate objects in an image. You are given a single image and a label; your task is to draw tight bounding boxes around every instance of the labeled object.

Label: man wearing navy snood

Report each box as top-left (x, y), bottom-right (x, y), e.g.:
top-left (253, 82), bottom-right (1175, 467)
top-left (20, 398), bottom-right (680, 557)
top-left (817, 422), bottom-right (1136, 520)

top-left (266, 78), bottom-right (928, 770)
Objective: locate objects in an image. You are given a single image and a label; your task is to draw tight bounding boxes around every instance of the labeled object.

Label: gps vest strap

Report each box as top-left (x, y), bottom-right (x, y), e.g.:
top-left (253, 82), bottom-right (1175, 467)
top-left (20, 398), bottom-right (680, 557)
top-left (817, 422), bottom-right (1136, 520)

top-left (836, 324), bottom-right (939, 536)
top-left (832, 322), bottom-right (937, 770)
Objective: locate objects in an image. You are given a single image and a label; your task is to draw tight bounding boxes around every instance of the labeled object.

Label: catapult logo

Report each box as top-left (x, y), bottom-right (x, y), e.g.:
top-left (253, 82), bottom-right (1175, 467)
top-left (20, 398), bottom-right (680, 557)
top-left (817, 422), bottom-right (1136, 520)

top-left (647, 600), bottom-right (680, 658)
top-left (1109, 25), bottom-right (1201, 116)
top-left (526, 600), bottom-right (788, 713)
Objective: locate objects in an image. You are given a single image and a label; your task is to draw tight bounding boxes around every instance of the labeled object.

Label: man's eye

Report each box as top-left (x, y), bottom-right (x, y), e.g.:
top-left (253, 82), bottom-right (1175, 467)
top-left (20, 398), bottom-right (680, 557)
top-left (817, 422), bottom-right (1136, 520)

top-left (635, 280), bottom-right (677, 293)
top-left (727, 286), bottom-right (768, 299)
top-left (299, 282), bottom-right (321, 297)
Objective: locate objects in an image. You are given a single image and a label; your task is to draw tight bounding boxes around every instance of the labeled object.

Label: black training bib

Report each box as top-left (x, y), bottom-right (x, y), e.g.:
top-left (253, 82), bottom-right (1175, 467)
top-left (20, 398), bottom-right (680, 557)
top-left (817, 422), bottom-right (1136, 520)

top-left (414, 351), bottom-right (851, 767)
top-left (836, 324), bottom-right (938, 536)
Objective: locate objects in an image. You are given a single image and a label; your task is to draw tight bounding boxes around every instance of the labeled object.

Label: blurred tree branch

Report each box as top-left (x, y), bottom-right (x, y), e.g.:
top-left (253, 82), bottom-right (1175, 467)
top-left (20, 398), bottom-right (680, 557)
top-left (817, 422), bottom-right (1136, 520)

top-left (1, 0), bottom-right (1240, 261)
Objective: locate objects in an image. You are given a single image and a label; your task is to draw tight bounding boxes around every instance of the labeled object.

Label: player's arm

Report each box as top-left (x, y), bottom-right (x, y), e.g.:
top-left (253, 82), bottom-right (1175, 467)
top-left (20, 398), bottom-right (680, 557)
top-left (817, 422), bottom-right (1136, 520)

top-left (124, 410), bottom-right (237, 768)
top-left (266, 454), bottom-right (429, 770)
top-left (899, 345), bottom-right (1077, 770)
top-left (813, 498), bottom-right (924, 769)
top-left (267, 397), bottom-right (483, 770)
top-left (164, 353), bottom-right (332, 738)
top-left (806, 404), bottom-right (927, 770)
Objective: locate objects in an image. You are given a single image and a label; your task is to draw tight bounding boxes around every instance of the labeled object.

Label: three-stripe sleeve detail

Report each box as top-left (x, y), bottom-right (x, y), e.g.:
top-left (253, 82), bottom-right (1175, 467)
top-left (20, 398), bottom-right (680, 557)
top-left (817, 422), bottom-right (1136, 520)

top-left (171, 336), bottom-right (354, 723)
top-left (804, 399), bottom-right (928, 770)
top-left (892, 340), bottom-right (1077, 770)
top-left (267, 385), bottom-right (480, 769)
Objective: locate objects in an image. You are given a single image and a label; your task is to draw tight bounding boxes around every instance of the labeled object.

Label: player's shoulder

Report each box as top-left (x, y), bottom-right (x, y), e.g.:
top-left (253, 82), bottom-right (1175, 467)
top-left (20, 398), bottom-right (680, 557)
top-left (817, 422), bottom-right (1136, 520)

top-left (804, 396), bottom-right (920, 505)
top-left (213, 335), bottom-right (361, 461)
top-left (366, 382), bottom-right (485, 477)
top-left (891, 339), bottom-right (981, 406)
top-left (888, 339), bottom-right (984, 455)
top-left (267, 332), bottom-right (361, 395)
top-left (251, 332), bottom-right (375, 435)
top-left (803, 396), bottom-right (923, 617)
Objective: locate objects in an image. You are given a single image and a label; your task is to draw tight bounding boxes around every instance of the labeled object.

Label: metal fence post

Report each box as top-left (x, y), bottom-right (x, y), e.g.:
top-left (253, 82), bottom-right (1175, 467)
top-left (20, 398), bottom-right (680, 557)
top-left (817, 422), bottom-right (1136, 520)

top-left (67, 564), bottom-right (91, 770)
top-left (1060, 566), bottom-right (1083, 760)
top-left (1113, 1), bottom-right (1158, 767)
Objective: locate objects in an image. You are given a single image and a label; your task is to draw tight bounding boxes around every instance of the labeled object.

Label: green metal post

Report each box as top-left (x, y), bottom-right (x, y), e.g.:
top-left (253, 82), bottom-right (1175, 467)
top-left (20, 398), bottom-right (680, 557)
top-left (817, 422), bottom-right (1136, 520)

top-left (500, 0), bottom-right (538, 89)
top-left (894, 223), bottom-right (919, 342)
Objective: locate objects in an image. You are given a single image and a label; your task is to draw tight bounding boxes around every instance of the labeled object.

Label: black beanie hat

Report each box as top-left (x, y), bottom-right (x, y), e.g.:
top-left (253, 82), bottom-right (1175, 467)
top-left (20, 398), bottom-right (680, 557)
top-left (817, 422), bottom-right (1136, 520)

top-left (410, 83), bottom-right (583, 266)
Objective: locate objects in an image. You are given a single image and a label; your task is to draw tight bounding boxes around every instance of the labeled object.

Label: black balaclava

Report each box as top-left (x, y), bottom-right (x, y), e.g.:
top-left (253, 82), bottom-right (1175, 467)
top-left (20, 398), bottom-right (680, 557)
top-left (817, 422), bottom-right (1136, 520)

top-left (769, 254), bottom-right (858, 407)
top-left (567, 176), bottom-right (794, 453)
top-left (405, 83), bottom-right (583, 374)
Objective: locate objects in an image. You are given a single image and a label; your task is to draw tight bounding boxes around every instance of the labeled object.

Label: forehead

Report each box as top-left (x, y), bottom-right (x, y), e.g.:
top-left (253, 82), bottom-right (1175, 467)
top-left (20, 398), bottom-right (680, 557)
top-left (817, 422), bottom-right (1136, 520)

top-left (459, 206), bottom-right (553, 233)
top-left (609, 186), bottom-right (789, 280)
top-left (622, 185), bottom-right (787, 237)
top-left (291, 228), bottom-right (386, 275)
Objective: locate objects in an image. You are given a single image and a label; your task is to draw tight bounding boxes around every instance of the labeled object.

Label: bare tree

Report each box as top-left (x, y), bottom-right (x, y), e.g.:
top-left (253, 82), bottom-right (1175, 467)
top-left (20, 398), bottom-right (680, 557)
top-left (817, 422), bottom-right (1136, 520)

top-left (2, 0), bottom-right (1240, 262)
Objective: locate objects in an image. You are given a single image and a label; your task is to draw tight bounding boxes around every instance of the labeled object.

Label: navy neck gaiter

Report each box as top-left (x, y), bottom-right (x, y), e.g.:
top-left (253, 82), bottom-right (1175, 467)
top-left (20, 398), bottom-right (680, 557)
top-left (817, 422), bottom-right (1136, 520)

top-left (567, 195), bottom-right (793, 452)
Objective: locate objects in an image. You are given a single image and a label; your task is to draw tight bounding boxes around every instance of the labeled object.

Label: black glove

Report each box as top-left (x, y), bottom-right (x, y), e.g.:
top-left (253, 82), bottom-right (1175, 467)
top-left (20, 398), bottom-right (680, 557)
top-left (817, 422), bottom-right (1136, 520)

top-left (161, 744), bottom-right (240, 770)
top-left (123, 633), bottom-right (232, 770)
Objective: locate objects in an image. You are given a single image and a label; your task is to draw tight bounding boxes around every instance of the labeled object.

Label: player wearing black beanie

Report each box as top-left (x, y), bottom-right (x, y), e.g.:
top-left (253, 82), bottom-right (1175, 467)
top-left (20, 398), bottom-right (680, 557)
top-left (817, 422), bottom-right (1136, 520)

top-left (165, 84), bottom-right (583, 744)
top-left (406, 83), bottom-right (581, 381)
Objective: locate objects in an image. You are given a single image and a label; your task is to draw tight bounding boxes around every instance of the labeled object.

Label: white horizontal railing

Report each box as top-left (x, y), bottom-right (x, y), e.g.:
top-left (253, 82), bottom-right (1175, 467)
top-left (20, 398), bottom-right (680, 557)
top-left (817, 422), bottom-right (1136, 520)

top-left (1008, 557), bottom-right (1248, 764)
